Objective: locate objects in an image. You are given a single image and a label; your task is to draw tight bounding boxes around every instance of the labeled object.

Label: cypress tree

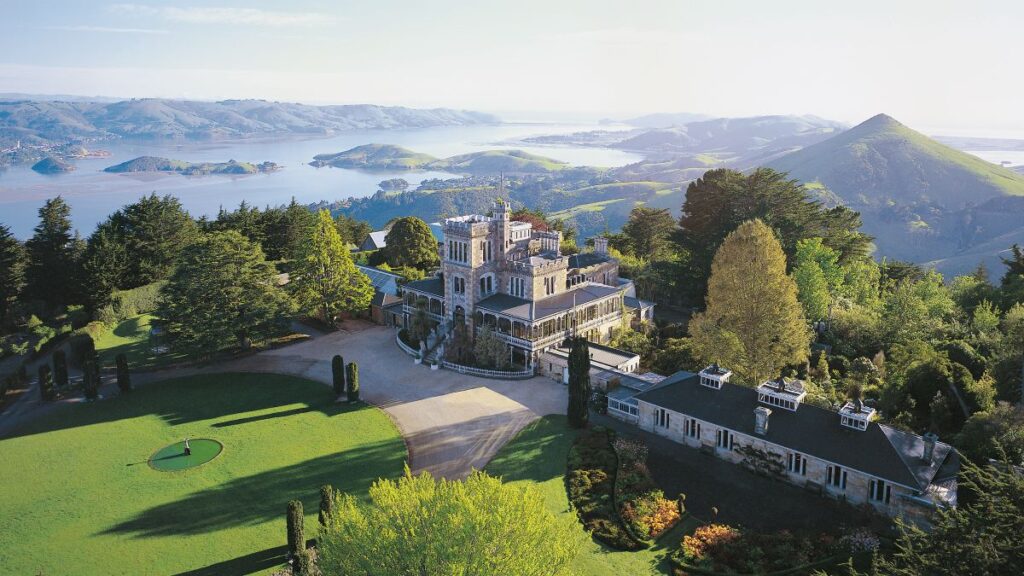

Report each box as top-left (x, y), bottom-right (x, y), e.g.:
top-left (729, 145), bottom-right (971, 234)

top-left (16, 363), bottom-right (28, 387)
top-left (82, 357), bottom-right (100, 400)
top-left (52, 349), bottom-right (69, 388)
top-left (293, 548), bottom-right (312, 576)
top-left (331, 355), bottom-right (345, 397)
top-left (319, 484), bottom-right (335, 527)
top-left (116, 353), bottom-right (132, 393)
top-left (346, 362), bottom-right (359, 402)
top-left (38, 364), bottom-right (55, 401)
top-left (286, 499), bottom-right (305, 559)
top-left (567, 337), bottom-right (591, 428)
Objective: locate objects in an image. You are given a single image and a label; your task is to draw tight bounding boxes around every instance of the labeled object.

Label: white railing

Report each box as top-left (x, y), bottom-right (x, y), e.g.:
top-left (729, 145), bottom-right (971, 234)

top-left (395, 332), bottom-right (420, 357)
top-left (490, 311), bottom-right (623, 350)
top-left (403, 304), bottom-right (444, 322)
top-left (441, 360), bottom-right (534, 380)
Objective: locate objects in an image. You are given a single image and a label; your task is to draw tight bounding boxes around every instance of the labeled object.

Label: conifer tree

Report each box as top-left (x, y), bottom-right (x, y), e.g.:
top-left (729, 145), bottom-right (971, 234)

top-left (346, 362), bottom-right (359, 402)
top-left (689, 219), bottom-right (811, 384)
top-left (52, 349), bottom-right (69, 388)
top-left (116, 353), bottom-right (132, 393)
top-left (286, 499), bottom-right (305, 559)
top-left (291, 210), bottom-right (373, 327)
top-left (332, 354), bottom-right (345, 397)
top-left (382, 217), bottom-right (440, 270)
top-left (319, 484), bottom-right (336, 527)
top-left (0, 224), bottom-right (26, 327)
top-left (38, 364), bottom-right (55, 401)
top-left (25, 197), bottom-right (81, 309)
top-left (567, 337), bottom-right (591, 428)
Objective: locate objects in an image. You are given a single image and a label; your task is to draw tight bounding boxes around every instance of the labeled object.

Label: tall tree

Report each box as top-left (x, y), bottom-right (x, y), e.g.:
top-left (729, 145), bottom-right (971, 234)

top-left (689, 219), bottom-right (811, 384)
top-left (335, 214), bottom-right (373, 247)
top-left (286, 499), bottom-right (305, 559)
top-left (109, 193), bottom-right (198, 286)
top-left (1001, 243), bottom-right (1024, 308)
top-left (25, 197), bottom-right (81, 308)
top-left (567, 336), bottom-right (591, 428)
top-left (0, 224), bottom-right (26, 326)
top-left (291, 210), bottom-right (373, 327)
top-left (677, 168), bottom-right (871, 298)
top-left (158, 231), bottom-right (295, 355)
top-left (263, 198), bottom-right (316, 262)
top-left (79, 222), bottom-right (127, 314)
top-left (317, 470), bottom-right (582, 576)
top-left (382, 217), bottom-right (439, 270)
top-left (621, 206), bottom-right (676, 260)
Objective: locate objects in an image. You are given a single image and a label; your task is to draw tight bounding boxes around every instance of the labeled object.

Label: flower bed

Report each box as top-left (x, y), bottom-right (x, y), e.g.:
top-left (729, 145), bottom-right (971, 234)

top-left (673, 524), bottom-right (864, 575)
top-left (614, 438), bottom-right (682, 541)
top-left (566, 427), bottom-right (644, 551)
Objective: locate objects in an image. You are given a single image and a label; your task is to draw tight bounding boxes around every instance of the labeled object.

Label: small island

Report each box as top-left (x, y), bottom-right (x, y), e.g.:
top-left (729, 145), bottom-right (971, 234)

top-left (31, 156), bottom-right (76, 174)
top-left (310, 143), bottom-right (569, 174)
top-left (104, 156), bottom-right (280, 176)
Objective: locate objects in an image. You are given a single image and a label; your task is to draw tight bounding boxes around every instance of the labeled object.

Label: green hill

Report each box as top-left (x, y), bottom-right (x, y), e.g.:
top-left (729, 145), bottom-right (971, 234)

top-left (310, 144), bottom-right (438, 170)
top-left (768, 114), bottom-right (1024, 274)
top-left (105, 156), bottom-right (279, 175)
top-left (430, 150), bottom-right (569, 174)
top-left (769, 113), bottom-right (1024, 207)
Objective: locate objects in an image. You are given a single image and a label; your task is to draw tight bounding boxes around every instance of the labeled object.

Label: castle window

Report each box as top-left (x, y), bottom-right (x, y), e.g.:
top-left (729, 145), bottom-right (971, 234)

top-left (655, 408), bottom-right (670, 428)
top-left (685, 418), bottom-right (700, 438)
top-left (826, 465), bottom-right (847, 490)
top-left (869, 479), bottom-right (891, 504)
top-left (788, 453), bottom-right (807, 476)
top-left (716, 429), bottom-right (733, 450)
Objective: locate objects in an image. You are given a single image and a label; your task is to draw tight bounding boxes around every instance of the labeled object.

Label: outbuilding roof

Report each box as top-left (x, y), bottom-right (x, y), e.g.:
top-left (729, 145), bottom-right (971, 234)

top-left (475, 282), bottom-right (623, 321)
top-left (635, 372), bottom-right (956, 491)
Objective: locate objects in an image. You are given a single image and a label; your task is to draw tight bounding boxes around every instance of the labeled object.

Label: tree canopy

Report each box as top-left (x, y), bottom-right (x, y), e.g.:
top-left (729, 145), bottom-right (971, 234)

top-left (0, 224), bottom-right (26, 326)
top-left (381, 216), bottom-right (439, 270)
top-left (107, 193), bottom-right (198, 287)
top-left (25, 196), bottom-right (82, 309)
top-left (158, 230), bottom-right (294, 354)
top-left (689, 219), bottom-right (811, 384)
top-left (317, 469), bottom-right (582, 576)
top-left (620, 205), bottom-right (676, 260)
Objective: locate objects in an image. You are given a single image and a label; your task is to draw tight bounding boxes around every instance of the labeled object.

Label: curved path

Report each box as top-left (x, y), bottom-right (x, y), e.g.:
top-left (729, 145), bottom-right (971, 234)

top-left (2, 321), bottom-right (567, 479)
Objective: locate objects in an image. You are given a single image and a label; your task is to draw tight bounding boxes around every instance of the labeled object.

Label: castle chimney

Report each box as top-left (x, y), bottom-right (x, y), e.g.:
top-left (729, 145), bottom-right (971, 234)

top-left (922, 432), bottom-right (938, 463)
top-left (593, 237), bottom-right (608, 256)
top-left (754, 406), bottom-right (771, 435)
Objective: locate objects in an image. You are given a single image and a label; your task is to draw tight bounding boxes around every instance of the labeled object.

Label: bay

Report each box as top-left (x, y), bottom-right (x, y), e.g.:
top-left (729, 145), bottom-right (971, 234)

top-left (0, 123), bottom-right (640, 238)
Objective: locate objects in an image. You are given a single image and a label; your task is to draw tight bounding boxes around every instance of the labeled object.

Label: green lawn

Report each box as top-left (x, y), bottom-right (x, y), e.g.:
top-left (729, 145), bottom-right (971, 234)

top-left (485, 415), bottom-right (699, 576)
top-left (0, 373), bottom-right (407, 576)
top-left (94, 313), bottom-right (190, 370)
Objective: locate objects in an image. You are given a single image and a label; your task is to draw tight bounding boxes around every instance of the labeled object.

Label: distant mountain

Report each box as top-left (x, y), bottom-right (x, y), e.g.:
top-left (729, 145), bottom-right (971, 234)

top-left (0, 98), bottom-right (500, 146)
top-left (311, 145), bottom-right (569, 175)
top-left (104, 156), bottom-right (280, 175)
top-left (768, 113), bottom-right (1024, 275)
top-left (621, 112), bottom-right (712, 128)
top-left (31, 156), bottom-right (74, 173)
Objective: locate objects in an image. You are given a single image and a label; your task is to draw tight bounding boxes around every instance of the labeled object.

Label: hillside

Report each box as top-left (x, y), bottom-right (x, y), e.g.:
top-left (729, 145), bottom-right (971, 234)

top-left (310, 146), bottom-right (570, 175)
top-left (31, 156), bottom-right (74, 173)
top-left (0, 98), bottom-right (500, 145)
top-left (310, 144), bottom-right (438, 170)
top-left (104, 156), bottom-right (280, 175)
top-left (768, 113), bottom-right (1024, 274)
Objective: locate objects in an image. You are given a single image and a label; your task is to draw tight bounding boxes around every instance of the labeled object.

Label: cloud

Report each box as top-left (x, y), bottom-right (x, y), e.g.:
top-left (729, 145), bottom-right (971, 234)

top-left (111, 4), bottom-right (335, 27)
top-left (41, 25), bottom-right (169, 35)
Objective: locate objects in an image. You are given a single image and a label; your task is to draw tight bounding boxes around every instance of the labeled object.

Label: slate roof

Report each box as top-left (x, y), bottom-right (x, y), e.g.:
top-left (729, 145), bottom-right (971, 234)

top-left (547, 341), bottom-right (638, 370)
top-left (404, 277), bottom-right (445, 298)
top-left (356, 265), bottom-right (402, 296)
top-left (476, 282), bottom-right (623, 321)
top-left (361, 230), bottom-right (388, 251)
top-left (635, 372), bottom-right (956, 491)
top-left (624, 296), bottom-right (655, 310)
top-left (568, 252), bottom-right (611, 270)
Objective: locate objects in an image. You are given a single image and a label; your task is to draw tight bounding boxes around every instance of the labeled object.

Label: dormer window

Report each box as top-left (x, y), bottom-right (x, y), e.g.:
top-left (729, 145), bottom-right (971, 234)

top-left (699, 364), bottom-right (731, 390)
top-left (756, 377), bottom-right (806, 411)
top-left (839, 400), bottom-right (875, 431)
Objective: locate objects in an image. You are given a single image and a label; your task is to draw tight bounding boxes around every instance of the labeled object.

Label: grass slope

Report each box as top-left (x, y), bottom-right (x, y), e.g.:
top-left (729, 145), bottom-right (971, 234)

top-left (94, 313), bottom-right (189, 369)
top-left (311, 143), bottom-right (439, 170)
top-left (485, 415), bottom-right (696, 576)
top-left (769, 113), bottom-right (1024, 206)
top-left (431, 149), bottom-right (569, 174)
top-left (0, 373), bottom-right (407, 576)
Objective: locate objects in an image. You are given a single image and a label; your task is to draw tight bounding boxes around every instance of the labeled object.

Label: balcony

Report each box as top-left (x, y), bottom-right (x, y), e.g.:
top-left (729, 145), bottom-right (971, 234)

top-left (488, 311), bottom-right (622, 350)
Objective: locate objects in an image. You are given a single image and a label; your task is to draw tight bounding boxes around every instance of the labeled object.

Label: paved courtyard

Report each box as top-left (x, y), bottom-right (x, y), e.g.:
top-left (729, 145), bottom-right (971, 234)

top-left (148, 322), bottom-right (567, 478)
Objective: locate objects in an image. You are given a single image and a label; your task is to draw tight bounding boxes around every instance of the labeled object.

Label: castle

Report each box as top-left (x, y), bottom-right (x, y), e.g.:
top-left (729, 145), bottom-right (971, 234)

top-left (401, 200), bottom-right (652, 369)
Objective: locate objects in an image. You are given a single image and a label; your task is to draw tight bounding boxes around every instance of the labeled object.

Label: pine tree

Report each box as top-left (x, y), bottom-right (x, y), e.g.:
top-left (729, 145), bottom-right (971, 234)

top-left (567, 337), bottom-right (591, 428)
top-left (332, 355), bottom-right (345, 397)
top-left (80, 223), bottom-right (127, 314)
top-left (116, 353), bottom-right (132, 393)
top-left (25, 197), bottom-right (80, 309)
top-left (0, 224), bottom-right (26, 327)
top-left (286, 499), bottom-right (305, 559)
top-left (38, 364), bottom-right (55, 401)
top-left (291, 210), bottom-right (373, 327)
top-left (689, 219), bottom-right (811, 384)
top-left (52, 349), bottom-right (69, 388)
top-left (319, 484), bottom-right (336, 527)
top-left (346, 362), bottom-right (359, 402)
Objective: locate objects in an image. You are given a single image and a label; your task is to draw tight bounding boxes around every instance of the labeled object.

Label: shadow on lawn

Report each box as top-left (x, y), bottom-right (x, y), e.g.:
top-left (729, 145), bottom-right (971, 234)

top-left (102, 438), bottom-right (405, 538)
top-left (3, 373), bottom-right (346, 440)
top-left (484, 414), bottom-right (578, 484)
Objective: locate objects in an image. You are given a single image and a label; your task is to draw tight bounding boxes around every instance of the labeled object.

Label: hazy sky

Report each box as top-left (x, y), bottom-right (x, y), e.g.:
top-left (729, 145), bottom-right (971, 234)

top-left (1, 0), bottom-right (1021, 134)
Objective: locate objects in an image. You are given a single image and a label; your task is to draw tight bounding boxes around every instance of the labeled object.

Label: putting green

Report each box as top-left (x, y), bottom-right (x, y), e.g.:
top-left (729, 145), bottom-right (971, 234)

top-left (149, 438), bottom-right (223, 471)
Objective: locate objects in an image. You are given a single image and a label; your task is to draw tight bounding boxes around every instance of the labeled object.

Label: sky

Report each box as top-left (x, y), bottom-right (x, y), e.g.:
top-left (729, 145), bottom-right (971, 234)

top-left (1, 0), bottom-right (1022, 135)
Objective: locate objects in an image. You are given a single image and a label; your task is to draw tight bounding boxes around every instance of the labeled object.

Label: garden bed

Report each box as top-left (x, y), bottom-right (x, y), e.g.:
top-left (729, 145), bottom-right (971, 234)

top-left (566, 427), bottom-right (645, 551)
top-left (613, 437), bottom-right (683, 544)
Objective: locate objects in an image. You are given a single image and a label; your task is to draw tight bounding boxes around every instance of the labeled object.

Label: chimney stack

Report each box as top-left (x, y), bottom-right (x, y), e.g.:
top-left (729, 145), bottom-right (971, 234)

top-left (593, 237), bottom-right (608, 256)
top-left (754, 406), bottom-right (772, 435)
top-left (922, 432), bottom-right (938, 463)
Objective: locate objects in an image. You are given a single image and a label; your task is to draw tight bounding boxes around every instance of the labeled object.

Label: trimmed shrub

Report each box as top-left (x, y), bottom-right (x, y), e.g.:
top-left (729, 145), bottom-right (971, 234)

top-left (69, 329), bottom-right (98, 368)
top-left (331, 355), bottom-right (345, 397)
top-left (82, 358), bottom-right (100, 400)
top-left (38, 364), bottom-right (55, 401)
top-left (319, 484), bottom-right (335, 527)
top-left (566, 427), bottom-right (643, 551)
top-left (287, 499), bottom-right (305, 559)
top-left (346, 362), bottom-right (359, 402)
top-left (116, 353), bottom-right (132, 393)
top-left (293, 548), bottom-right (313, 576)
top-left (52, 349), bottom-right (69, 388)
